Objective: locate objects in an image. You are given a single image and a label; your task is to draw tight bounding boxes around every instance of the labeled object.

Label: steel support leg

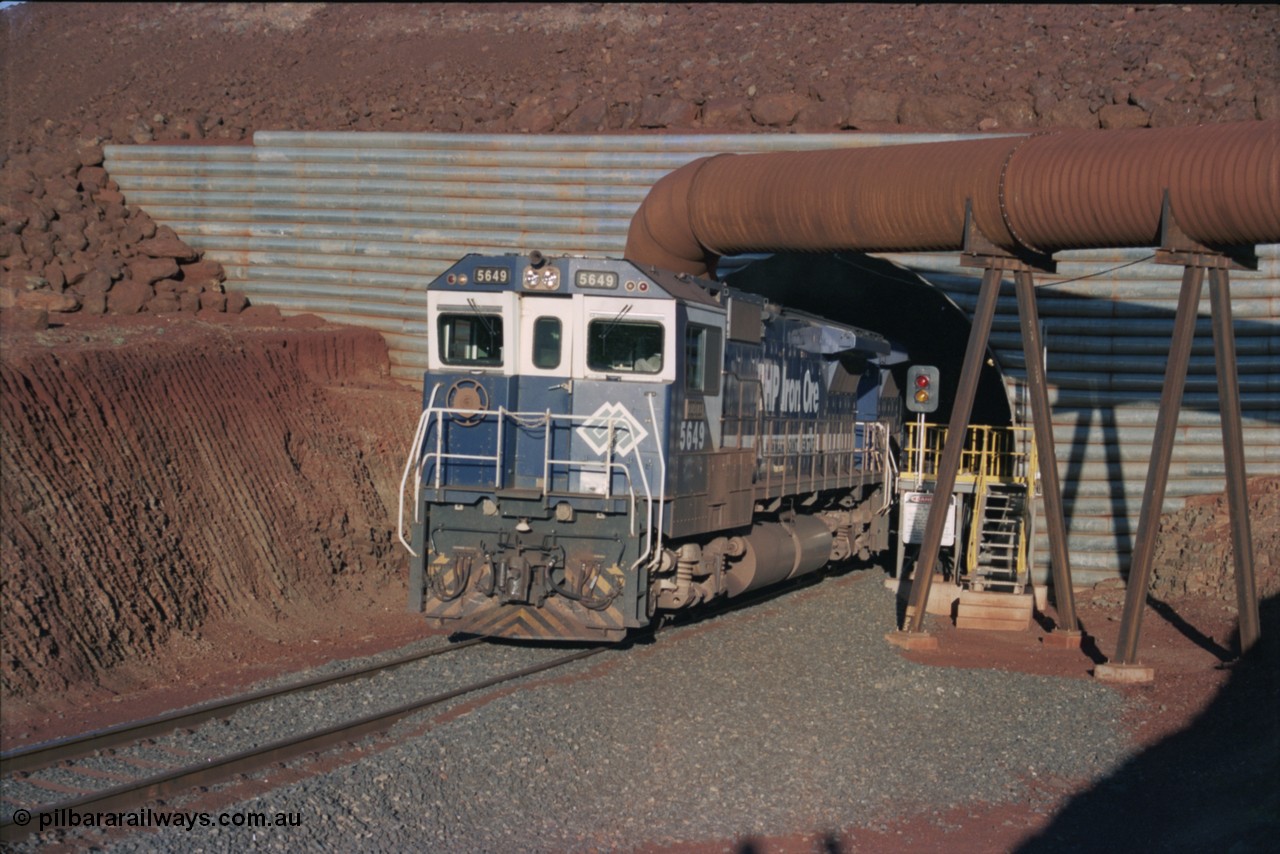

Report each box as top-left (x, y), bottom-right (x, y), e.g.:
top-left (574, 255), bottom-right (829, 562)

top-left (1208, 267), bottom-right (1260, 654)
top-left (902, 264), bottom-right (1001, 633)
top-left (1112, 265), bottom-right (1204, 665)
top-left (1013, 269), bottom-right (1079, 636)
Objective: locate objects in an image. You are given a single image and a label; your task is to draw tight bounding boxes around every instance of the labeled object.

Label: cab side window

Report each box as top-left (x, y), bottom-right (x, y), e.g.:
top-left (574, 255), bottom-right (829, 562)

top-left (684, 323), bottom-right (722, 394)
top-left (532, 316), bottom-right (562, 369)
top-left (587, 319), bottom-right (664, 374)
top-left (438, 313), bottom-right (503, 366)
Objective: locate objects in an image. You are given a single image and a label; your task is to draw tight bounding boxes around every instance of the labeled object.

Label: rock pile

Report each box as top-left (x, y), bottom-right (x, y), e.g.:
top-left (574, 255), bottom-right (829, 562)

top-left (1, 4), bottom-right (1274, 331)
top-left (1151, 477), bottom-right (1280, 604)
top-left (0, 140), bottom-right (248, 329)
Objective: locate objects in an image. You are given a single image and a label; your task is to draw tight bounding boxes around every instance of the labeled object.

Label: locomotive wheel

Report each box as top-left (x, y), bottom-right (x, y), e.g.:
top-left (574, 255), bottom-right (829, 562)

top-left (445, 378), bottom-right (489, 426)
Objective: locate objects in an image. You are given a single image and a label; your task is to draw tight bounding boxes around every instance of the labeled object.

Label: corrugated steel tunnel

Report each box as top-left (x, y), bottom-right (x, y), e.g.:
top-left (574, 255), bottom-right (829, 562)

top-left (721, 253), bottom-right (1016, 428)
top-left (104, 123), bottom-right (1280, 587)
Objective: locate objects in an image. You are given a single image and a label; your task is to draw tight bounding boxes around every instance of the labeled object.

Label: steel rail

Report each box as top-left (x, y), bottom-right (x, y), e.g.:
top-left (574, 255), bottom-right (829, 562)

top-left (0, 645), bottom-right (603, 844)
top-left (0, 638), bottom-right (483, 776)
top-left (2, 551), bottom-right (871, 844)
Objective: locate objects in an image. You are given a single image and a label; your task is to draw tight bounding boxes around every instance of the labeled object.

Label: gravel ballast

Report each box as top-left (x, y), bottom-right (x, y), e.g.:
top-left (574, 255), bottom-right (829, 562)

top-left (26, 571), bottom-right (1131, 851)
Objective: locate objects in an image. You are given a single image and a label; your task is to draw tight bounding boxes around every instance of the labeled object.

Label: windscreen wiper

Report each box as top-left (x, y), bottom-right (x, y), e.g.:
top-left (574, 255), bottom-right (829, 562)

top-left (466, 298), bottom-right (498, 340)
top-left (598, 303), bottom-right (632, 341)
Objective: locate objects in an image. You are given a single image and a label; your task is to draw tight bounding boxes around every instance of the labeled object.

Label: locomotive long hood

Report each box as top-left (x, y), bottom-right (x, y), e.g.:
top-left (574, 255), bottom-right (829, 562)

top-left (623, 120), bottom-right (1280, 277)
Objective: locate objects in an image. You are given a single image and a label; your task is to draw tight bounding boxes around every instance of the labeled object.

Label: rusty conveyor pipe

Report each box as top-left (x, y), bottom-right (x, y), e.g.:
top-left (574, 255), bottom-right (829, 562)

top-left (624, 121), bottom-right (1279, 276)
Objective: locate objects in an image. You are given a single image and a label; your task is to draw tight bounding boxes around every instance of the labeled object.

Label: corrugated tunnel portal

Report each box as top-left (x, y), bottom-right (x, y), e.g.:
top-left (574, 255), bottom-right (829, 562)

top-left (722, 252), bottom-right (1014, 429)
top-left (103, 127), bottom-right (1280, 589)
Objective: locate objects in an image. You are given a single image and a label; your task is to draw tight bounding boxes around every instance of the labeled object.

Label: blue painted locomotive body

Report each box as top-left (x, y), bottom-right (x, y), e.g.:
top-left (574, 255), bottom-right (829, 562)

top-left (400, 253), bottom-right (903, 641)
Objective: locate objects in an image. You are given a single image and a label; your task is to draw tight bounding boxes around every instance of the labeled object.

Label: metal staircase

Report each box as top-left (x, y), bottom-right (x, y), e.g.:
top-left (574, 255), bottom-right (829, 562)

top-left (897, 422), bottom-right (1038, 630)
top-left (966, 482), bottom-right (1029, 593)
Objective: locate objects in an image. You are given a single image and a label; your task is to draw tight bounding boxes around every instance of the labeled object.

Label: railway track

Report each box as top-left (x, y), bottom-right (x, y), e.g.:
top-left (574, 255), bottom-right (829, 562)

top-left (0, 638), bottom-right (606, 845)
top-left (0, 568), bottom-right (832, 847)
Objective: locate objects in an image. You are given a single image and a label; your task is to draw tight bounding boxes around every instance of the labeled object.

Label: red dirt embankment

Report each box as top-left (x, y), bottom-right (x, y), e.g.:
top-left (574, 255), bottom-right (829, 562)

top-left (1, 315), bottom-right (422, 700)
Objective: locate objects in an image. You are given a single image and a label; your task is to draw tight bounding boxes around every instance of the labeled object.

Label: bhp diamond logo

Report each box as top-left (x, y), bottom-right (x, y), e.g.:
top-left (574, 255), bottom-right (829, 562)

top-left (576, 402), bottom-right (647, 456)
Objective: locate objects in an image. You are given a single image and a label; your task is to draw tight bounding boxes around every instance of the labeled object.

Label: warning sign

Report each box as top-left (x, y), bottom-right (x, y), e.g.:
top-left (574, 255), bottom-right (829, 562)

top-left (902, 491), bottom-right (956, 546)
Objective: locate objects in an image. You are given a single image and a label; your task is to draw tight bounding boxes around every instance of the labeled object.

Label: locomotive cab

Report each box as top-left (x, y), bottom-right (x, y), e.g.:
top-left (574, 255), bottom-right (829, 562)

top-left (400, 252), bottom-right (900, 641)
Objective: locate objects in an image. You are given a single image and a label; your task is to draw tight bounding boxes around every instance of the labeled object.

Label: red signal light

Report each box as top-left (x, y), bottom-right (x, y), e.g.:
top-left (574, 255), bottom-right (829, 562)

top-left (906, 365), bottom-right (940, 414)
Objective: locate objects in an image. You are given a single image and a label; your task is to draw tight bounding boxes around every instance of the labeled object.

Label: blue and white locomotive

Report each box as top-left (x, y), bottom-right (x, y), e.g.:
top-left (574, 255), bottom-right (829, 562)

top-left (398, 252), bottom-right (903, 641)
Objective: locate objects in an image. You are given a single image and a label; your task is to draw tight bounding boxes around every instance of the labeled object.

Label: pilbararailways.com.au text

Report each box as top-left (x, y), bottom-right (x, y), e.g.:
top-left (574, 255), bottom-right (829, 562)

top-left (14, 807), bottom-right (302, 832)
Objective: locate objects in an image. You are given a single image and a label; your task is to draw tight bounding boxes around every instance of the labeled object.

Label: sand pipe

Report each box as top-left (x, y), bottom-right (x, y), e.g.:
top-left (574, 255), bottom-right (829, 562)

top-left (623, 120), bottom-right (1280, 276)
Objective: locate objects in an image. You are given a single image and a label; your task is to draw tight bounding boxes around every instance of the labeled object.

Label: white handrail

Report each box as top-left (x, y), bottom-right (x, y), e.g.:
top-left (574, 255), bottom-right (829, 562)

top-left (642, 392), bottom-right (665, 569)
top-left (627, 429), bottom-right (656, 576)
top-left (433, 406), bottom-right (445, 489)
top-left (404, 396), bottom-right (896, 559)
top-left (413, 405), bottom-right (645, 531)
top-left (397, 383), bottom-right (442, 556)
top-left (601, 418), bottom-right (614, 498)
top-left (881, 422), bottom-right (898, 515)
top-left (494, 406), bottom-right (505, 486)
top-left (541, 408), bottom-right (553, 497)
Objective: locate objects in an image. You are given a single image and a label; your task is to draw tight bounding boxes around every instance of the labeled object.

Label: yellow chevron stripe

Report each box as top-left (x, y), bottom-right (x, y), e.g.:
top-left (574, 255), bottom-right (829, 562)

top-left (453, 599), bottom-right (627, 641)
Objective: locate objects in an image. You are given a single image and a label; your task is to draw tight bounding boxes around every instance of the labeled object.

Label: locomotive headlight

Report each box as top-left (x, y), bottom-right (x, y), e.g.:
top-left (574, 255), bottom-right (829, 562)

top-left (523, 266), bottom-right (560, 290)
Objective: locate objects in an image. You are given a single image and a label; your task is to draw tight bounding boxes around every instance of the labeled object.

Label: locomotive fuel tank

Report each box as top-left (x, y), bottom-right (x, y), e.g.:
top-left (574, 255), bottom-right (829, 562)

top-left (723, 515), bottom-right (835, 596)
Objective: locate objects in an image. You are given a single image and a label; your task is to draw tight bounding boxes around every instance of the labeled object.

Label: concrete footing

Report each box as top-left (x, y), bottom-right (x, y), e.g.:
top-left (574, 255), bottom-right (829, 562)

top-left (884, 573), bottom-right (959, 617)
top-left (1042, 630), bottom-right (1084, 649)
top-left (1032, 583), bottom-right (1048, 613)
top-left (885, 630), bottom-right (939, 651)
top-left (1093, 662), bottom-right (1155, 683)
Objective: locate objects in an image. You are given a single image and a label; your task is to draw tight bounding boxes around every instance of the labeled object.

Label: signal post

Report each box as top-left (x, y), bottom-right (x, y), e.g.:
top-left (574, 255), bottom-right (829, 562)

top-left (889, 204), bottom-right (1082, 651)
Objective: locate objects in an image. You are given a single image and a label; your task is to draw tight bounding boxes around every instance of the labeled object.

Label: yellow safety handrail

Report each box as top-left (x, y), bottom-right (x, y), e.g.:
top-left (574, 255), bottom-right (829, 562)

top-left (900, 422), bottom-right (1038, 587)
top-left (900, 422), bottom-right (1035, 489)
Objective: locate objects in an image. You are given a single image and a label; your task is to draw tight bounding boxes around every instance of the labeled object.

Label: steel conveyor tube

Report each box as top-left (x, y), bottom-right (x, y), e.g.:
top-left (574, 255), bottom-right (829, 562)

top-left (624, 121), bottom-right (1280, 275)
